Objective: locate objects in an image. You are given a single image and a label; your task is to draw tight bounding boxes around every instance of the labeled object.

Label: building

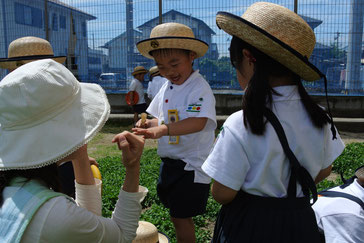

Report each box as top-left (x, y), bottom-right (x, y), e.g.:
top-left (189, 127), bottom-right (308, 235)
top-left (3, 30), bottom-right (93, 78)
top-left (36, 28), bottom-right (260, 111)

top-left (87, 47), bottom-right (107, 82)
top-left (0, 0), bottom-right (96, 80)
top-left (101, 29), bottom-right (143, 75)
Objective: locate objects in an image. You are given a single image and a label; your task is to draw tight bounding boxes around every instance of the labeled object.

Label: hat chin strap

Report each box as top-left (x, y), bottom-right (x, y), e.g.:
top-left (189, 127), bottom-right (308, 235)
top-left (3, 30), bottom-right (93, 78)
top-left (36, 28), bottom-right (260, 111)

top-left (322, 74), bottom-right (337, 140)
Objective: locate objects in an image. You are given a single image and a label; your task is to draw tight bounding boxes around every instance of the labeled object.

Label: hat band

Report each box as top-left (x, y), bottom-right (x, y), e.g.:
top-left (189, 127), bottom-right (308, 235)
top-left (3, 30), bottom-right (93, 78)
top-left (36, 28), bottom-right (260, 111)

top-left (2, 87), bottom-right (80, 131)
top-left (217, 11), bottom-right (324, 78)
top-left (0, 54), bottom-right (64, 62)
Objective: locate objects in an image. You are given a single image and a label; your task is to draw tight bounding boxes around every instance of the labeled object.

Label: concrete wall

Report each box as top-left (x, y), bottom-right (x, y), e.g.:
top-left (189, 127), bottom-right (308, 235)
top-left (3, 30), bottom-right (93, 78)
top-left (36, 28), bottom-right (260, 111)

top-left (107, 92), bottom-right (364, 118)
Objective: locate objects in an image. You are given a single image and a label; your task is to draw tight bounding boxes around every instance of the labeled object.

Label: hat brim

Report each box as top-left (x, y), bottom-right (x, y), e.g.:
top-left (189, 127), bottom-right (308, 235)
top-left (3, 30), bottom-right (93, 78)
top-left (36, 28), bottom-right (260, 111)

top-left (0, 56), bottom-right (66, 69)
top-left (137, 37), bottom-right (208, 59)
top-left (216, 12), bottom-right (322, 81)
top-left (0, 83), bottom-right (110, 170)
top-left (158, 231), bottom-right (170, 243)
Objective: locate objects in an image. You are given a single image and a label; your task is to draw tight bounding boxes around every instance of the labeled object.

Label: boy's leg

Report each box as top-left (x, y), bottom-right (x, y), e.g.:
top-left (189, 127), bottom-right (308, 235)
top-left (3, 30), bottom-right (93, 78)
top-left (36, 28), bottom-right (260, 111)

top-left (171, 217), bottom-right (195, 243)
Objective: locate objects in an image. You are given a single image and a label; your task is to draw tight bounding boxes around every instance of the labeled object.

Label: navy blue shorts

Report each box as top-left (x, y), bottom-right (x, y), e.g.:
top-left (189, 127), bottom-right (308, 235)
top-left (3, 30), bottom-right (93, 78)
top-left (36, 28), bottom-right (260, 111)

top-left (157, 158), bottom-right (210, 218)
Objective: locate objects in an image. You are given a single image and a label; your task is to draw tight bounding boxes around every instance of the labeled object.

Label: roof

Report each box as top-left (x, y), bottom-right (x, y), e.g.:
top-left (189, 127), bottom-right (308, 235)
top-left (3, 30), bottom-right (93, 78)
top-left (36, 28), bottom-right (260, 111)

top-left (101, 30), bottom-right (143, 48)
top-left (299, 14), bottom-right (322, 30)
top-left (49, 0), bottom-right (96, 20)
top-left (137, 10), bottom-right (215, 35)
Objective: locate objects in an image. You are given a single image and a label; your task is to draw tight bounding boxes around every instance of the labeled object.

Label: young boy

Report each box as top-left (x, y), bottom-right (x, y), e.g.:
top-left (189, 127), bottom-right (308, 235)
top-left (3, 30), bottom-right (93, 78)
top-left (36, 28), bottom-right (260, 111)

top-left (133, 23), bottom-right (216, 242)
top-left (129, 66), bottom-right (148, 125)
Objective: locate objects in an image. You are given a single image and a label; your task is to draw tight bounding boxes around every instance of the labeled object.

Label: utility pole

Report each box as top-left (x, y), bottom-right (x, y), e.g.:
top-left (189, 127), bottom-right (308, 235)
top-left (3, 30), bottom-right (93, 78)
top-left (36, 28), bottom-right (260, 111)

top-left (294, 0), bottom-right (298, 13)
top-left (159, 0), bottom-right (162, 24)
top-left (45, 0), bottom-right (49, 40)
top-left (126, 0), bottom-right (134, 79)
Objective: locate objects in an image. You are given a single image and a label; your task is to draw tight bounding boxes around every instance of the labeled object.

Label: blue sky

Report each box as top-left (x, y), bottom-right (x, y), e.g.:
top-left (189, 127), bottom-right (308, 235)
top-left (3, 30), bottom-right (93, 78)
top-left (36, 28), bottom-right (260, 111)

top-left (62, 0), bottom-right (356, 56)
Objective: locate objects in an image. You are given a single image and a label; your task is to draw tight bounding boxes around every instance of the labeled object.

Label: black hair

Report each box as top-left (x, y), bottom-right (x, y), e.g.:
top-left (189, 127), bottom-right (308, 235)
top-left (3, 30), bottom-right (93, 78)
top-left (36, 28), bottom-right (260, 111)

top-left (150, 48), bottom-right (191, 58)
top-left (0, 163), bottom-right (62, 206)
top-left (230, 36), bottom-right (330, 135)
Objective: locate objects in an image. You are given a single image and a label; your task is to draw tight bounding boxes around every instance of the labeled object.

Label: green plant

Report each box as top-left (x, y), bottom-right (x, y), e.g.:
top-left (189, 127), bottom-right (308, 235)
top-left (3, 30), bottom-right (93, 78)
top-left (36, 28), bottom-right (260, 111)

top-left (332, 142), bottom-right (364, 179)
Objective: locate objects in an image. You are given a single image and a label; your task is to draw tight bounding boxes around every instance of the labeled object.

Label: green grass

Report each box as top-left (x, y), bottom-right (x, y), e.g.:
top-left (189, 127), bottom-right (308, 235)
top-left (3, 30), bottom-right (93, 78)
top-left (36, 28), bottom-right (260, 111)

top-left (98, 148), bottom-right (220, 243)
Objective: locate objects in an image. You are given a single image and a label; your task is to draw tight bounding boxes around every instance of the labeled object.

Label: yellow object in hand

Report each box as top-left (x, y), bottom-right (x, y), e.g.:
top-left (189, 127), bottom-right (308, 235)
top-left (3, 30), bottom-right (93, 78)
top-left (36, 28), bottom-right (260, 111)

top-left (141, 112), bottom-right (147, 126)
top-left (91, 164), bottom-right (102, 180)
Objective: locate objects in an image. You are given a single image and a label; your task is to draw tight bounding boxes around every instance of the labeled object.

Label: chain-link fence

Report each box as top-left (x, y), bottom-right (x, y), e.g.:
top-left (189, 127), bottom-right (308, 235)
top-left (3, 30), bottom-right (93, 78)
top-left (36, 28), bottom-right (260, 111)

top-left (0, 0), bottom-right (363, 95)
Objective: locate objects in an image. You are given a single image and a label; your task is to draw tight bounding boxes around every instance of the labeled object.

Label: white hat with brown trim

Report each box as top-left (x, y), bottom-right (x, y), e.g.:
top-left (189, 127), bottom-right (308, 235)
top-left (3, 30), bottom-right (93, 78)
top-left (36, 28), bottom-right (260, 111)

top-left (216, 2), bottom-right (322, 81)
top-left (0, 36), bottom-right (66, 69)
top-left (132, 221), bottom-right (169, 243)
top-left (149, 66), bottom-right (160, 78)
top-left (136, 23), bottom-right (208, 59)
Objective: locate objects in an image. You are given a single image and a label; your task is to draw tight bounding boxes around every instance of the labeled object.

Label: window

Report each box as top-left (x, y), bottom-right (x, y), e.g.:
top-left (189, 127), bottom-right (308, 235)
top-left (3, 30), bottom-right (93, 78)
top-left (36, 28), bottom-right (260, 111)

top-left (60, 15), bottom-right (66, 29)
top-left (14, 3), bottom-right (42, 28)
top-left (52, 13), bottom-right (58, 31)
top-left (81, 21), bottom-right (86, 37)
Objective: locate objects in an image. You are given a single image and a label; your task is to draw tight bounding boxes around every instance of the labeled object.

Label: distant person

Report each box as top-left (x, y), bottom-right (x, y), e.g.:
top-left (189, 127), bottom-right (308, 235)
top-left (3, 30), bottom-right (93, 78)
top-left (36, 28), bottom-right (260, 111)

top-left (201, 2), bottom-right (344, 242)
top-left (147, 66), bottom-right (168, 100)
top-left (0, 36), bottom-right (96, 198)
top-left (0, 59), bottom-right (147, 242)
top-left (129, 66), bottom-right (148, 126)
top-left (132, 22), bottom-right (216, 243)
top-left (313, 166), bottom-right (364, 243)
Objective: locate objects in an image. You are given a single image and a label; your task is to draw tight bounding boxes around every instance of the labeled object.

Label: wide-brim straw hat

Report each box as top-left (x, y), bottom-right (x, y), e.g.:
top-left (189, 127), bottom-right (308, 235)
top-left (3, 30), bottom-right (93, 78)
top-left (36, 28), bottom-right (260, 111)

top-left (0, 59), bottom-right (110, 170)
top-left (0, 36), bottom-right (66, 69)
top-left (132, 66), bottom-right (148, 76)
top-left (149, 66), bottom-right (160, 78)
top-left (216, 2), bottom-right (322, 81)
top-left (355, 166), bottom-right (364, 180)
top-left (132, 221), bottom-right (169, 243)
top-left (137, 23), bottom-right (208, 59)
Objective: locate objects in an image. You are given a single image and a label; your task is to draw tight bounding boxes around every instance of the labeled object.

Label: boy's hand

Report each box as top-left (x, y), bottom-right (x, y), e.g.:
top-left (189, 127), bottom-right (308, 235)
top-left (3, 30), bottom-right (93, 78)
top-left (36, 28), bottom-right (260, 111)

top-left (132, 125), bottom-right (168, 139)
top-left (112, 131), bottom-right (145, 169)
top-left (135, 118), bottom-right (158, 128)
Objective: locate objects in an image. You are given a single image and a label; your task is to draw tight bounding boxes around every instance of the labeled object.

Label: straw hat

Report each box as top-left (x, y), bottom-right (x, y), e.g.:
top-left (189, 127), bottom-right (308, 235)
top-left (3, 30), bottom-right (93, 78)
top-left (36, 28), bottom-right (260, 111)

top-left (0, 36), bottom-right (66, 69)
top-left (149, 66), bottom-right (160, 78)
top-left (132, 221), bottom-right (169, 243)
top-left (0, 59), bottom-right (110, 170)
top-left (132, 66), bottom-right (148, 76)
top-left (137, 23), bottom-right (208, 59)
top-left (216, 2), bottom-right (322, 81)
top-left (355, 166), bottom-right (364, 181)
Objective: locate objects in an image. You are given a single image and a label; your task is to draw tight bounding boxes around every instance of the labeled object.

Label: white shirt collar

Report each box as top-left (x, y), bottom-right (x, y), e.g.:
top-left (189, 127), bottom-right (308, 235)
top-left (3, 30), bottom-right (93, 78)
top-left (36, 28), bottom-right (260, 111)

top-left (168, 70), bottom-right (200, 91)
top-left (272, 85), bottom-right (300, 102)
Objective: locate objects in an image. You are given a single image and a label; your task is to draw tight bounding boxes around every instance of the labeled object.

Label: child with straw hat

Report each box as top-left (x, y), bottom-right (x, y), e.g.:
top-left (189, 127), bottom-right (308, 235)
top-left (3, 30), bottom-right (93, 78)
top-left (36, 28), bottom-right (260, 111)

top-left (131, 22), bottom-right (217, 242)
top-left (0, 59), bottom-right (148, 242)
top-left (129, 66), bottom-right (148, 125)
top-left (201, 2), bottom-right (345, 242)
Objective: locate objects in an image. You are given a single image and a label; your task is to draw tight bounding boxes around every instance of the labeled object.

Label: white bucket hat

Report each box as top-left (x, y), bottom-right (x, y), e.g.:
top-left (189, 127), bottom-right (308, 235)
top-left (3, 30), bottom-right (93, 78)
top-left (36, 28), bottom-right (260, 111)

top-left (0, 59), bottom-right (110, 170)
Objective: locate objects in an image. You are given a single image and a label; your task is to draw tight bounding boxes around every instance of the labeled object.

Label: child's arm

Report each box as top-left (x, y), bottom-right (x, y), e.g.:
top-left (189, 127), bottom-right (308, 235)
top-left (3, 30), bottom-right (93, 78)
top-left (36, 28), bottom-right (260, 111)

top-left (135, 117), bottom-right (159, 128)
top-left (132, 117), bottom-right (207, 139)
top-left (211, 180), bottom-right (238, 205)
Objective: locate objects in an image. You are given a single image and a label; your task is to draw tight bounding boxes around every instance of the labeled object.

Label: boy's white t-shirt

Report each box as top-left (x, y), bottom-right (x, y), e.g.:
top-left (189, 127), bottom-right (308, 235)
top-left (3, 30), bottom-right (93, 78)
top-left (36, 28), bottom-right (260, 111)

top-left (129, 78), bottom-right (145, 104)
top-left (202, 85), bottom-right (345, 197)
top-left (147, 70), bottom-right (217, 184)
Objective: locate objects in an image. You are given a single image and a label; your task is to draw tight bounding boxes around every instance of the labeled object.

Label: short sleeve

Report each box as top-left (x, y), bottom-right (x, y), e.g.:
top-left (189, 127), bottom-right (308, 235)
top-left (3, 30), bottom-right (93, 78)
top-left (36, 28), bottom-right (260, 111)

top-left (146, 85), bottom-right (164, 119)
top-left (322, 124), bottom-right (345, 169)
top-left (202, 125), bottom-right (250, 190)
top-left (185, 83), bottom-right (216, 131)
top-left (129, 80), bottom-right (136, 91)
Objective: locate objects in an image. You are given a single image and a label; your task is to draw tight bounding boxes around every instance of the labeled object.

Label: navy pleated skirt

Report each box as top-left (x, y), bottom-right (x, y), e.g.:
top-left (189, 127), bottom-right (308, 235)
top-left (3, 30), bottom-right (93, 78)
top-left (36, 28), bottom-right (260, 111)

top-left (212, 190), bottom-right (321, 243)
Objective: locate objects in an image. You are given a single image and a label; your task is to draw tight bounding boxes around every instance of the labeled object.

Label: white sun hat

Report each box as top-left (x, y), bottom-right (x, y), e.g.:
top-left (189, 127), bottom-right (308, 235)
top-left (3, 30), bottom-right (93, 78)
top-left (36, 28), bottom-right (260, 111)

top-left (0, 59), bottom-right (110, 170)
top-left (132, 221), bottom-right (169, 243)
